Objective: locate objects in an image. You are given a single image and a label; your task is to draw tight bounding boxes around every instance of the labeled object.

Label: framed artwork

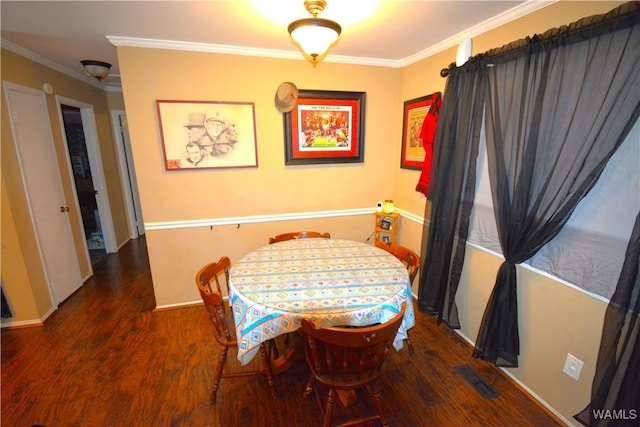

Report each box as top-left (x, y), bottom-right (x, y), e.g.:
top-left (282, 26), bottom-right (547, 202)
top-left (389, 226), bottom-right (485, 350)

top-left (400, 92), bottom-right (441, 170)
top-left (283, 90), bottom-right (366, 165)
top-left (380, 218), bottom-right (392, 230)
top-left (156, 100), bottom-right (258, 171)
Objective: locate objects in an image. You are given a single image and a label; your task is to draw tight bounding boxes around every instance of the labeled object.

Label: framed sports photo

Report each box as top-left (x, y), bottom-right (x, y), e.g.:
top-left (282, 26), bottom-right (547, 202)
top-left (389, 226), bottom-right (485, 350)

top-left (283, 90), bottom-right (366, 165)
top-left (400, 92), bottom-right (441, 170)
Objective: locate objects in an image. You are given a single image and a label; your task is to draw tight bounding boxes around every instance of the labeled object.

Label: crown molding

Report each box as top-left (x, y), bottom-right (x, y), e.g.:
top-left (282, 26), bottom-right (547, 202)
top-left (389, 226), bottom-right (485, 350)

top-left (1, 38), bottom-right (116, 90)
top-left (106, 34), bottom-right (403, 68)
top-left (3, 0), bottom-right (555, 90)
top-left (400, 0), bottom-right (557, 66)
top-left (106, 35), bottom-right (400, 68)
top-left (108, 1), bottom-right (555, 68)
top-left (107, 35), bottom-right (299, 60)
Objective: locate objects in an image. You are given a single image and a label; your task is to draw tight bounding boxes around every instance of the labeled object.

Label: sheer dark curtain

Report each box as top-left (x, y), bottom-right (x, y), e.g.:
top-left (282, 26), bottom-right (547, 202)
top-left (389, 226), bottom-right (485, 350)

top-left (417, 61), bottom-right (486, 328)
top-left (418, 0), bottom-right (640, 373)
top-left (575, 212), bottom-right (639, 426)
top-left (474, 2), bottom-right (640, 368)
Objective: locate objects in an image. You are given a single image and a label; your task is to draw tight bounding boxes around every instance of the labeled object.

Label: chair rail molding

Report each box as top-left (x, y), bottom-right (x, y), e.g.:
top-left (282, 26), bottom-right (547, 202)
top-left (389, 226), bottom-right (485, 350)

top-left (144, 207), bottom-right (427, 231)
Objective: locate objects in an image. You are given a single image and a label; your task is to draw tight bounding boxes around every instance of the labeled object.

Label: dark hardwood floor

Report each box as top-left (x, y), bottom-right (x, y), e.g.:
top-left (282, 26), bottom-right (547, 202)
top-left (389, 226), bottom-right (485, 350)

top-left (1, 237), bottom-right (563, 426)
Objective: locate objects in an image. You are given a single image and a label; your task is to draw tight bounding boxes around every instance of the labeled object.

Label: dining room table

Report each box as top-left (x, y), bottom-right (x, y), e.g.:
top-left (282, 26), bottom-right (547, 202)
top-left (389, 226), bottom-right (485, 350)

top-left (228, 238), bottom-right (416, 369)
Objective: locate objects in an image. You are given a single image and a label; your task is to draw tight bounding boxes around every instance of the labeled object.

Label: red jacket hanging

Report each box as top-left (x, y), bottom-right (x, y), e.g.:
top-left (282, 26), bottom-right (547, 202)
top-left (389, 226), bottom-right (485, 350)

top-left (415, 92), bottom-right (442, 196)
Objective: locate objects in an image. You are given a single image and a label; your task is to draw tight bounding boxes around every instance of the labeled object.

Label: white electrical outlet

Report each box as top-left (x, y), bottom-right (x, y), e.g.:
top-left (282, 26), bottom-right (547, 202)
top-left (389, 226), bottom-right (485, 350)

top-left (563, 353), bottom-right (584, 381)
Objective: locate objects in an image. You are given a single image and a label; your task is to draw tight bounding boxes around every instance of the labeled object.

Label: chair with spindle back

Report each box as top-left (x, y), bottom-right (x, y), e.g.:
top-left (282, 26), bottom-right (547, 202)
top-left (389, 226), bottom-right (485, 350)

top-left (374, 241), bottom-right (420, 284)
top-left (374, 241), bottom-right (419, 354)
top-left (195, 256), bottom-right (277, 404)
top-left (300, 302), bottom-right (407, 427)
top-left (268, 231), bottom-right (331, 244)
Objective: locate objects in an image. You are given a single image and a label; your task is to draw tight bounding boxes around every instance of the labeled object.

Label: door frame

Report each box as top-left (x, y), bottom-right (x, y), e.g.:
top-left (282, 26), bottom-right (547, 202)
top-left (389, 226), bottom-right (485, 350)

top-left (3, 81), bottom-right (82, 309)
top-left (55, 96), bottom-right (117, 256)
top-left (111, 110), bottom-right (144, 239)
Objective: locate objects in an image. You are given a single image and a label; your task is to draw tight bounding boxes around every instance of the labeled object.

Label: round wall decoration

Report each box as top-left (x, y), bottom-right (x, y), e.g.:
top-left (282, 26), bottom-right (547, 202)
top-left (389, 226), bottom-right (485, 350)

top-left (274, 81), bottom-right (299, 113)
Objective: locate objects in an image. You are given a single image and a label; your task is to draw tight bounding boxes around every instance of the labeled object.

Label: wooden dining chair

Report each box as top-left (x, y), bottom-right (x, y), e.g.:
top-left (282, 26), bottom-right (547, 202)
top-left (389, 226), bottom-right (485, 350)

top-left (300, 302), bottom-right (407, 427)
top-left (374, 241), bottom-right (420, 283)
top-left (374, 241), bottom-right (418, 354)
top-left (195, 256), bottom-right (277, 404)
top-left (269, 231), bottom-right (331, 244)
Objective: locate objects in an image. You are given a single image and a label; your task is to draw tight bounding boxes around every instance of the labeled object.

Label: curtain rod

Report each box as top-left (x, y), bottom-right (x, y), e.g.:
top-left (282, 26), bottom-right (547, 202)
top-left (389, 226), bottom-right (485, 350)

top-left (440, 66), bottom-right (454, 78)
top-left (440, 1), bottom-right (639, 78)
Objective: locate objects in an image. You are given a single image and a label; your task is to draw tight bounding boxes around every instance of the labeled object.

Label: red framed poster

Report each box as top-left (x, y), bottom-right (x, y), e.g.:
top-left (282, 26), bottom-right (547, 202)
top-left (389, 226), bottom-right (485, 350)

top-left (283, 90), bottom-right (365, 165)
top-left (400, 92), bottom-right (441, 170)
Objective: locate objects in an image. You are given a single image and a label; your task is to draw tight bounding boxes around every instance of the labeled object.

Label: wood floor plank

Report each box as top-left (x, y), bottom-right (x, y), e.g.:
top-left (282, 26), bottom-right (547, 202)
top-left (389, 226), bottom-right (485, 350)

top-left (1, 237), bottom-right (564, 426)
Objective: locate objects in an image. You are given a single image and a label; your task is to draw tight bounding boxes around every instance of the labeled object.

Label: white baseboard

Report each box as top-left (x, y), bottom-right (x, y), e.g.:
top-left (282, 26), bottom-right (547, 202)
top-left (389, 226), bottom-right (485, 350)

top-left (0, 305), bottom-right (54, 328)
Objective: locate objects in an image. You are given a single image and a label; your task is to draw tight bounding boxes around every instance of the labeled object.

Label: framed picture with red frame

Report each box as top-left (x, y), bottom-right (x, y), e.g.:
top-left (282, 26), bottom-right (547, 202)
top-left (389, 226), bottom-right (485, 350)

top-left (400, 92), bottom-right (441, 170)
top-left (283, 90), bottom-right (366, 165)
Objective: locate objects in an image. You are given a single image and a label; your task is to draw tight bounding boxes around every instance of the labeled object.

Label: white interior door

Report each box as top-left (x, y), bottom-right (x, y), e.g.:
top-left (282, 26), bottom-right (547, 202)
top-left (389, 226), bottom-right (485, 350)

top-left (112, 111), bottom-right (144, 237)
top-left (4, 82), bottom-right (83, 305)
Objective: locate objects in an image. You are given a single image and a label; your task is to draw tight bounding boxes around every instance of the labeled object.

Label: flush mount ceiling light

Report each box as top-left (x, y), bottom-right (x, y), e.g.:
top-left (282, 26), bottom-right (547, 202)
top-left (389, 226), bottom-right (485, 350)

top-left (288, 0), bottom-right (341, 65)
top-left (80, 60), bottom-right (112, 81)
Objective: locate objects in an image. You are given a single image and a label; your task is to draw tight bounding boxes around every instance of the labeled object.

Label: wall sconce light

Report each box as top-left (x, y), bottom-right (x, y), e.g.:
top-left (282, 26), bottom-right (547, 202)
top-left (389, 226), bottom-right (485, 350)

top-left (80, 60), bottom-right (112, 81)
top-left (288, 0), bottom-right (341, 65)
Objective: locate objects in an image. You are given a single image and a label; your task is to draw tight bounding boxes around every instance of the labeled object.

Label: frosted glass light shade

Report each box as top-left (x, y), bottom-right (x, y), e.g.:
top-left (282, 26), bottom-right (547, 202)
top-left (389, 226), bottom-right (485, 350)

top-left (288, 18), bottom-right (341, 61)
top-left (80, 60), bottom-right (112, 81)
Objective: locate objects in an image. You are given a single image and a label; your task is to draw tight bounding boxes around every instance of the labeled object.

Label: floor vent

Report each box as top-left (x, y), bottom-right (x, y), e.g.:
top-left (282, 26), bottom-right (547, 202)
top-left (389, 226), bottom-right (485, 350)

top-left (455, 365), bottom-right (500, 400)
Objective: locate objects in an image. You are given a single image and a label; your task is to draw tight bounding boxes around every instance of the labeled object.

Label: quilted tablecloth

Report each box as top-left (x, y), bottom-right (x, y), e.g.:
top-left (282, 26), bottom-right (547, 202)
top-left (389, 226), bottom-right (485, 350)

top-left (229, 238), bottom-right (415, 365)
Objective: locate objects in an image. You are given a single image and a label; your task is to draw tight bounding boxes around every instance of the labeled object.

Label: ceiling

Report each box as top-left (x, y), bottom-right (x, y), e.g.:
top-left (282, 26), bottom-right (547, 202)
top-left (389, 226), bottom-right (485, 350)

top-left (1, 1), bottom-right (552, 89)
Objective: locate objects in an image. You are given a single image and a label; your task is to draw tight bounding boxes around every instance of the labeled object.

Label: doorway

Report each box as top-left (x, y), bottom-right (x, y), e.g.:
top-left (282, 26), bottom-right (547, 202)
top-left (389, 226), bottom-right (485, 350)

top-left (3, 82), bottom-right (83, 305)
top-left (112, 111), bottom-right (145, 238)
top-left (61, 104), bottom-right (106, 267)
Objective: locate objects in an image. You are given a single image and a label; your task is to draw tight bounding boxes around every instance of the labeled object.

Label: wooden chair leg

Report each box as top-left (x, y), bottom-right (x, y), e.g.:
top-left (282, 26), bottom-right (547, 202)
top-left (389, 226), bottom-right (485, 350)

top-left (367, 382), bottom-right (388, 426)
top-left (406, 336), bottom-right (414, 355)
top-left (211, 346), bottom-right (228, 404)
top-left (305, 375), bottom-right (328, 420)
top-left (324, 388), bottom-right (336, 427)
top-left (303, 374), bottom-right (315, 399)
top-left (267, 338), bottom-right (280, 359)
top-left (259, 344), bottom-right (277, 399)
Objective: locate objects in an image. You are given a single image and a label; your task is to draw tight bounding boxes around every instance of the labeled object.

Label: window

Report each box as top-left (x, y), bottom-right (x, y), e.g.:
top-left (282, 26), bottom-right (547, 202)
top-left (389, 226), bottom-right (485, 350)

top-left (468, 119), bottom-right (639, 300)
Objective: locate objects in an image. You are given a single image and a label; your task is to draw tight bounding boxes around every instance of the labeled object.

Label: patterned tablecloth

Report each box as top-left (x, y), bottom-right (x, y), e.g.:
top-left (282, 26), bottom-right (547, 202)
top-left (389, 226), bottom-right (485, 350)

top-left (229, 238), bottom-right (415, 365)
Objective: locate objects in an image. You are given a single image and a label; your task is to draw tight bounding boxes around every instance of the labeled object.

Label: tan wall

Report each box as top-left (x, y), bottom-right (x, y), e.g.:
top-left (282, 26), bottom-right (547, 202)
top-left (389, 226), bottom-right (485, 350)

top-left (147, 215), bottom-right (375, 306)
top-left (118, 47), bottom-right (403, 306)
top-left (399, 1), bottom-right (623, 424)
top-left (1, 177), bottom-right (42, 321)
top-left (1, 48), bottom-right (130, 322)
top-left (119, 49), bottom-right (401, 221)
top-left (455, 246), bottom-right (608, 424)
top-left (106, 91), bottom-right (126, 111)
